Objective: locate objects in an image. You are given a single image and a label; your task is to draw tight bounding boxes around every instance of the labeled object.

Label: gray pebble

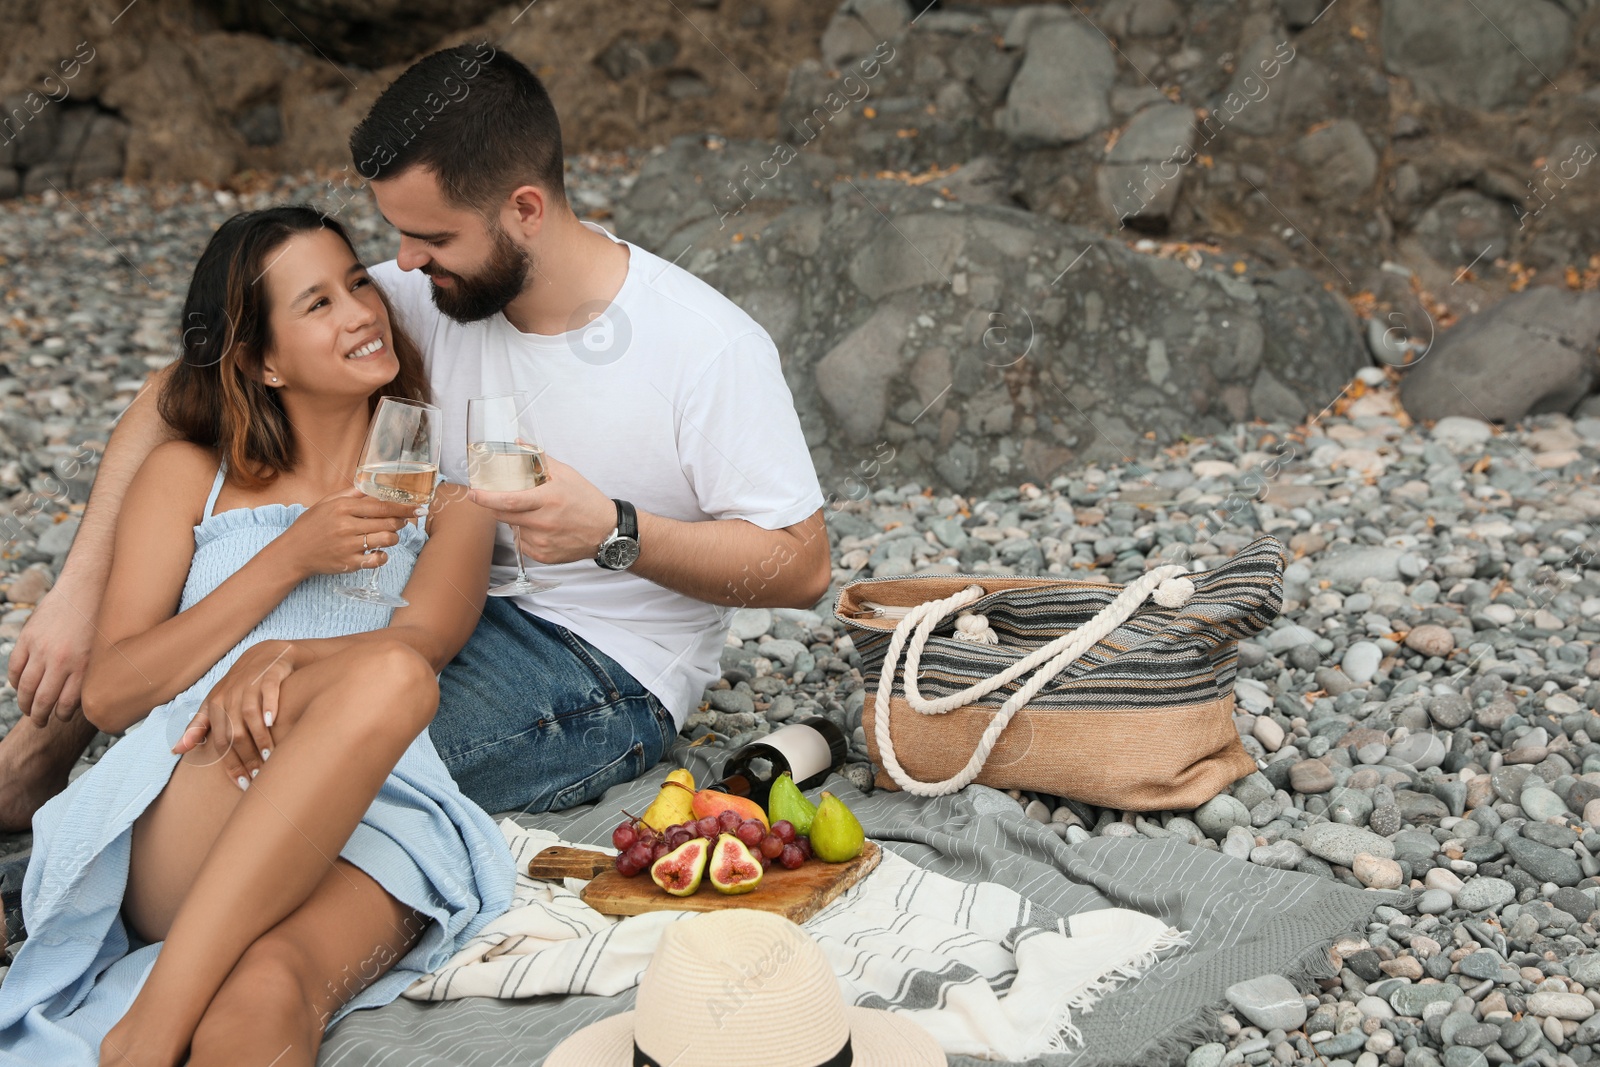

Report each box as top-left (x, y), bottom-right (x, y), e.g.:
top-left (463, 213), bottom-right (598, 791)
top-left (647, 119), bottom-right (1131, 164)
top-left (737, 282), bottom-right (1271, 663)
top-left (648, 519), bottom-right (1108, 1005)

top-left (1457, 877), bottom-right (1516, 911)
top-left (728, 608), bottom-right (773, 641)
top-left (1504, 837), bottom-right (1583, 887)
top-left (1343, 641), bottom-right (1383, 685)
top-left (1196, 794), bottom-right (1252, 841)
top-left (1301, 823), bottom-right (1396, 866)
top-left (1225, 974), bottom-right (1308, 1032)
top-left (1418, 888), bottom-right (1454, 914)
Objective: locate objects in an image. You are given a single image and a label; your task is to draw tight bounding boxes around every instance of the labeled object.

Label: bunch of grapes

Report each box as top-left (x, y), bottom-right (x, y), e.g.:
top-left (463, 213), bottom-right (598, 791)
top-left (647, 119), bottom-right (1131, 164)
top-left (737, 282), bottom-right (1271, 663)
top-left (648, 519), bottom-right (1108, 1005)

top-left (610, 820), bottom-right (668, 877)
top-left (609, 815), bottom-right (812, 877)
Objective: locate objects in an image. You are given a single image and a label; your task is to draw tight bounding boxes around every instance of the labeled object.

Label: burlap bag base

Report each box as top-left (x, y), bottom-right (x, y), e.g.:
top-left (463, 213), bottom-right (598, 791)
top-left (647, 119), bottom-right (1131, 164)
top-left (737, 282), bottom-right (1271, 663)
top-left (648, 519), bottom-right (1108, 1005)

top-left (864, 691), bottom-right (1256, 811)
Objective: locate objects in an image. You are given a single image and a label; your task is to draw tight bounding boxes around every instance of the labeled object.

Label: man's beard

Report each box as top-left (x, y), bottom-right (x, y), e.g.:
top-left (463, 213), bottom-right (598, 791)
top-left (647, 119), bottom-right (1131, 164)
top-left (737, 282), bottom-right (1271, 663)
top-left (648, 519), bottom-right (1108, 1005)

top-left (426, 225), bottom-right (532, 324)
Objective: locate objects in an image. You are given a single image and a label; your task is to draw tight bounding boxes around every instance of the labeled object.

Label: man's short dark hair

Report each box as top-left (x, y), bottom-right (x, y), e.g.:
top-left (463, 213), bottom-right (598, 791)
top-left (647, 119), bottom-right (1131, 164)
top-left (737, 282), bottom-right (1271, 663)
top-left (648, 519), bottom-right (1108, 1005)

top-left (349, 42), bottom-right (566, 216)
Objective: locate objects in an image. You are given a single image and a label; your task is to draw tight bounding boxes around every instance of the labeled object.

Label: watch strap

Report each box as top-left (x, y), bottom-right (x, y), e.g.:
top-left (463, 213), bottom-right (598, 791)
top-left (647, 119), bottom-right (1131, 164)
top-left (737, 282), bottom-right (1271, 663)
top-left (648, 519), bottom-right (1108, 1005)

top-left (613, 499), bottom-right (638, 540)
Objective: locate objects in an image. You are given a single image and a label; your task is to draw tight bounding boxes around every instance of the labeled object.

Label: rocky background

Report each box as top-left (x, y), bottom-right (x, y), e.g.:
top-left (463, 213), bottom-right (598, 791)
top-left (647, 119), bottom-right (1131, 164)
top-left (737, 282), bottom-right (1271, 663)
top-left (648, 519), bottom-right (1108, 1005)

top-left (6, 3), bottom-right (1600, 1067)
top-left (2, 0), bottom-right (1600, 492)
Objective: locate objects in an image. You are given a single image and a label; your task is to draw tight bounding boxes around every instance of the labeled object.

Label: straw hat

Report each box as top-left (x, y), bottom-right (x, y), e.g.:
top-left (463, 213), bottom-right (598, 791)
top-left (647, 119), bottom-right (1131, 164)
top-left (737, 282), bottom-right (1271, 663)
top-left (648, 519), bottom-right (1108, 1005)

top-left (546, 909), bottom-right (945, 1066)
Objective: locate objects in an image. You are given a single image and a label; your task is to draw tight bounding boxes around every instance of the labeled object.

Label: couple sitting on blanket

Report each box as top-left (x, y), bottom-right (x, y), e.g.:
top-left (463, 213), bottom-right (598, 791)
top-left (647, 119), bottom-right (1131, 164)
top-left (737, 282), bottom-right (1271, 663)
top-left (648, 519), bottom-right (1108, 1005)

top-left (0, 44), bottom-right (831, 1067)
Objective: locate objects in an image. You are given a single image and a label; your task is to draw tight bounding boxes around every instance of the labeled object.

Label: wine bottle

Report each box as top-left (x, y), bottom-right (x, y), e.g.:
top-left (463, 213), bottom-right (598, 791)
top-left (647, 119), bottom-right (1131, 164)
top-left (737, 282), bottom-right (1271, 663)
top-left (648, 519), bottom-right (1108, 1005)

top-left (704, 716), bottom-right (849, 810)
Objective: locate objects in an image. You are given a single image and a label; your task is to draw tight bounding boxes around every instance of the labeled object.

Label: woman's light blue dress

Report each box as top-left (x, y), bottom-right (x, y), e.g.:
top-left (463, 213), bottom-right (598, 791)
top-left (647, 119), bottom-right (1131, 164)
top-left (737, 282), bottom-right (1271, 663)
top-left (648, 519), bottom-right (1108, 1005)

top-left (0, 464), bottom-right (516, 1064)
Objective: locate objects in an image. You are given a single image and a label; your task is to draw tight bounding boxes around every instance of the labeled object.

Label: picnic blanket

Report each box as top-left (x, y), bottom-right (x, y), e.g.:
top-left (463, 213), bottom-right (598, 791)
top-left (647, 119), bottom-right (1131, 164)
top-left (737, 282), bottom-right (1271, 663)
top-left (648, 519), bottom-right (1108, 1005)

top-left (402, 820), bottom-right (1189, 1061)
top-left (318, 746), bottom-right (1396, 1067)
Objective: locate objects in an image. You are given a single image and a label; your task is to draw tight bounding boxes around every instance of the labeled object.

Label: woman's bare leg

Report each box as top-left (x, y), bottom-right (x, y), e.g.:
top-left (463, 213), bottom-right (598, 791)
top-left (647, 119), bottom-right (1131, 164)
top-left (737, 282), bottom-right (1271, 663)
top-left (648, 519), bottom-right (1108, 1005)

top-left (99, 640), bottom-right (439, 1067)
top-left (185, 859), bottom-right (425, 1067)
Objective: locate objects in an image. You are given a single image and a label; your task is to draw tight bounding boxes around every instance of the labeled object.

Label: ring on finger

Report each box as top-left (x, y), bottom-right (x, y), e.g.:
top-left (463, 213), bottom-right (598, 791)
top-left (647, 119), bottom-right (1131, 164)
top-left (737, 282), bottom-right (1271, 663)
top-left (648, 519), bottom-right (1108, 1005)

top-left (363, 534), bottom-right (369, 554)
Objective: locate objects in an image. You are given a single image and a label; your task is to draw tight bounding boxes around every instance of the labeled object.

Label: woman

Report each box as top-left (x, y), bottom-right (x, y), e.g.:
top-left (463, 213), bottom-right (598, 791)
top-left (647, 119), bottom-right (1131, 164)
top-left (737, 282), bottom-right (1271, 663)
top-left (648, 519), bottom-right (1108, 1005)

top-left (0, 206), bottom-right (514, 1066)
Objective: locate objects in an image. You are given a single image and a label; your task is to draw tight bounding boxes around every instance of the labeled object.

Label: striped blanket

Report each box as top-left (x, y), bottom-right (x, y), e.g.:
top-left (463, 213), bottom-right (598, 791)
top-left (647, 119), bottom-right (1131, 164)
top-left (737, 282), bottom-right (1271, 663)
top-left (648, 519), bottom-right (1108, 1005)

top-left (318, 753), bottom-right (1394, 1067)
top-left (403, 820), bottom-right (1188, 1061)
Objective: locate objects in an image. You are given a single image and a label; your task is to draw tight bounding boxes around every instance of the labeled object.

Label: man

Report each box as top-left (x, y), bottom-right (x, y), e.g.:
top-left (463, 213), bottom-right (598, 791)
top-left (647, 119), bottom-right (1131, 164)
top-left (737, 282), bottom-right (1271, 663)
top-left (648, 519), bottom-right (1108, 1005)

top-left (0, 42), bottom-right (830, 821)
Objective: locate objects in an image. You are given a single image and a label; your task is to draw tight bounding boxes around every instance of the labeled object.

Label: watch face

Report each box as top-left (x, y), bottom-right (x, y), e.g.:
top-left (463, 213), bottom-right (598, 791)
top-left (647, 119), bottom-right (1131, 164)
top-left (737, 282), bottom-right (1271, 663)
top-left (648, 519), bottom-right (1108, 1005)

top-left (602, 538), bottom-right (640, 569)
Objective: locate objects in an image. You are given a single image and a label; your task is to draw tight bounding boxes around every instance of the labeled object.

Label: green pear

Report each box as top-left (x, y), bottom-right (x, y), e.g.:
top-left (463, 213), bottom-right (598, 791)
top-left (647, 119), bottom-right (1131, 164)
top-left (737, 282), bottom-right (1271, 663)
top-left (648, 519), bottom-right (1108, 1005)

top-left (809, 791), bottom-right (865, 863)
top-left (767, 772), bottom-right (818, 836)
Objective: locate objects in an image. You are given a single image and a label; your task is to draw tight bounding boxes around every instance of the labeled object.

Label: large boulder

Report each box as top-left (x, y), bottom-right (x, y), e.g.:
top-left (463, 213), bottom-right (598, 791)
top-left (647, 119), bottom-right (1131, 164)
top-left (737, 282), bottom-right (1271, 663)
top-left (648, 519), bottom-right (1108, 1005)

top-left (1400, 287), bottom-right (1600, 423)
top-left (814, 296), bottom-right (920, 443)
top-left (820, 0), bottom-right (912, 67)
top-left (1254, 268), bottom-right (1370, 423)
top-left (995, 16), bottom-right (1116, 145)
top-left (615, 136), bottom-right (1369, 494)
top-left (1293, 119), bottom-right (1378, 205)
top-left (1097, 103), bottom-right (1196, 229)
top-left (1213, 31), bottom-right (1331, 138)
top-left (1411, 189), bottom-right (1519, 268)
top-left (1380, 0), bottom-right (1573, 111)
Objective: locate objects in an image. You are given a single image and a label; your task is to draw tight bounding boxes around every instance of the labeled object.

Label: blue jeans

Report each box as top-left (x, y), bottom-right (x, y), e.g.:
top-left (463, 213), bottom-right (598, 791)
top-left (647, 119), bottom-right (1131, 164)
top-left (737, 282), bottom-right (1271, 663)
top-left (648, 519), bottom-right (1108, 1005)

top-left (431, 597), bottom-right (678, 815)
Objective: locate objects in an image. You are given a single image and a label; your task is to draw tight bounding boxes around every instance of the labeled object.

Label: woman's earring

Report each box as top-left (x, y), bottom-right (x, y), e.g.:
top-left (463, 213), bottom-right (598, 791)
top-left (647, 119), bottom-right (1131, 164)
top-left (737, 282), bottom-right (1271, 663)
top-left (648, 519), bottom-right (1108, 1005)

top-left (268, 376), bottom-right (279, 384)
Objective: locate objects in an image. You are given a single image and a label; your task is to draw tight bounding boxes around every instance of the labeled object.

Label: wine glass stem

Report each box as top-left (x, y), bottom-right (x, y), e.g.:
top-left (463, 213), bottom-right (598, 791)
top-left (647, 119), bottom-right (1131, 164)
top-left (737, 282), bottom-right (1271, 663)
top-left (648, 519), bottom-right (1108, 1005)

top-left (366, 556), bottom-right (384, 594)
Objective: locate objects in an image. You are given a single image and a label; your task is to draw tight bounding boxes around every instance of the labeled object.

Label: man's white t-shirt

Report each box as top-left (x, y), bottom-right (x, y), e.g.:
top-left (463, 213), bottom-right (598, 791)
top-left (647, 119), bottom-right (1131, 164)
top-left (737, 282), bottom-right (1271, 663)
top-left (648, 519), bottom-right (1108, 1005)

top-left (368, 223), bottom-right (824, 729)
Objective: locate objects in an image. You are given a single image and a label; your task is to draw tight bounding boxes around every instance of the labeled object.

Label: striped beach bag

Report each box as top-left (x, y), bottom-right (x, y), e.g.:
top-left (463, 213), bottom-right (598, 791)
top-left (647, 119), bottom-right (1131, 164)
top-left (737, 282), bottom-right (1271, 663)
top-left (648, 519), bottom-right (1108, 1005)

top-left (835, 536), bottom-right (1286, 810)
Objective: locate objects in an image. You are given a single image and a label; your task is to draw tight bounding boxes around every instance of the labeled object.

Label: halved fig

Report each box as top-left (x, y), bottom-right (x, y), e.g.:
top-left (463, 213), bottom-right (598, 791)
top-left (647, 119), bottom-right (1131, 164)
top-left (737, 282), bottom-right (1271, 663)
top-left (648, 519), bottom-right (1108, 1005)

top-left (708, 832), bottom-right (763, 895)
top-left (650, 838), bottom-right (710, 896)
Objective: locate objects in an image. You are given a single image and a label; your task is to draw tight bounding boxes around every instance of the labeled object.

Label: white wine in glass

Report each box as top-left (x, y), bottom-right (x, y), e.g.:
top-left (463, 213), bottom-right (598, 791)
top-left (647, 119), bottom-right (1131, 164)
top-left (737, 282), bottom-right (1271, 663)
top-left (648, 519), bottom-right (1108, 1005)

top-left (466, 393), bottom-right (555, 596)
top-left (339, 396), bottom-right (441, 608)
top-left (464, 441), bottom-right (548, 492)
top-left (356, 460), bottom-right (440, 505)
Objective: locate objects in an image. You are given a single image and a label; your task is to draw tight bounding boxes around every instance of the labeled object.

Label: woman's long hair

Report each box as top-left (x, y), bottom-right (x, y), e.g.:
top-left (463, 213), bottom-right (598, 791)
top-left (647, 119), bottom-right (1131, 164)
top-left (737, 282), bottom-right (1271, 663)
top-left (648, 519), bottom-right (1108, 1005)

top-left (159, 205), bottom-right (430, 489)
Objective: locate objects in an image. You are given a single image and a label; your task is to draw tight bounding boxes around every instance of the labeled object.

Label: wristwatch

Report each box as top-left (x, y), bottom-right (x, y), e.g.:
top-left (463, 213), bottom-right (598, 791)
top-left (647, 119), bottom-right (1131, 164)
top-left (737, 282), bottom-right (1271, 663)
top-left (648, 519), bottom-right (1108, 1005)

top-left (595, 498), bottom-right (640, 571)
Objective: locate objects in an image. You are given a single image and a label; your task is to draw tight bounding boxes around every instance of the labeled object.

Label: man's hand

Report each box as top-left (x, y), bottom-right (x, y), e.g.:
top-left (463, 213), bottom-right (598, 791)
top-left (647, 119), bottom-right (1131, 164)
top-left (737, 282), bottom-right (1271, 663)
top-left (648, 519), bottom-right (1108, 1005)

top-left (467, 452), bottom-right (617, 564)
top-left (7, 581), bottom-right (97, 726)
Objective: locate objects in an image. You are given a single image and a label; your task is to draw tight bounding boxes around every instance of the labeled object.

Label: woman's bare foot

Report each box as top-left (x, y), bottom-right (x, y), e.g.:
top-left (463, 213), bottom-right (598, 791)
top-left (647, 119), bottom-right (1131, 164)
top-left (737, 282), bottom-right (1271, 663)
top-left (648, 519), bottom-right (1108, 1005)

top-left (99, 1004), bottom-right (190, 1067)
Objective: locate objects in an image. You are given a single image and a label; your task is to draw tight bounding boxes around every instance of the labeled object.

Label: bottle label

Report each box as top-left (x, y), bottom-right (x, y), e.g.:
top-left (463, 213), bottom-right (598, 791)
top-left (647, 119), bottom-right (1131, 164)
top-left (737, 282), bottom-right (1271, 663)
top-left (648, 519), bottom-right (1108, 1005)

top-left (763, 724), bottom-right (834, 783)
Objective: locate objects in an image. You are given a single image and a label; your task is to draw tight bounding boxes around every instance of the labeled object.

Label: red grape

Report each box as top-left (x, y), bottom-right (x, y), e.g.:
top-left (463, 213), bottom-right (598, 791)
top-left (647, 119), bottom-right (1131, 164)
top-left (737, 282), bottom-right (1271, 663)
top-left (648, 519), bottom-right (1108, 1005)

top-left (615, 855), bottom-right (642, 877)
top-left (736, 821), bottom-right (765, 848)
top-left (771, 820), bottom-right (796, 844)
top-left (612, 823), bottom-right (639, 851)
top-left (717, 810), bottom-right (741, 832)
top-left (696, 816), bottom-right (720, 838)
top-left (651, 842), bottom-right (669, 863)
top-left (759, 834), bottom-right (784, 859)
top-left (626, 842), bottom-right (653, 868)
top-left (780, 844), bottom-right (805, 869)
top-left (666, 828), bottom-right (692, 850)
top-left (796, 837), bottom-right (812, 860)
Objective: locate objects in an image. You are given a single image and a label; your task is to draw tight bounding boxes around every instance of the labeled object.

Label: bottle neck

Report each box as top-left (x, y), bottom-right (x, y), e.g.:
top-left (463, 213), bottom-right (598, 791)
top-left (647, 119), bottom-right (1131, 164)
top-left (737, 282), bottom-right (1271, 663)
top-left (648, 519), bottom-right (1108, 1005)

top-left (709, 771), bottom-right (756, 797)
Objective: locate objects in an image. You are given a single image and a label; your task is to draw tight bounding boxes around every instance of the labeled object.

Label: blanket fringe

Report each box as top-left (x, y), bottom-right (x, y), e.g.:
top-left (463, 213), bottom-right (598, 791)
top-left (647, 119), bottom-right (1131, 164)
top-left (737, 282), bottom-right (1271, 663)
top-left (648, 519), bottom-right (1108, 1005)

top-left (1041, 926), bottom-right (1191, 1056)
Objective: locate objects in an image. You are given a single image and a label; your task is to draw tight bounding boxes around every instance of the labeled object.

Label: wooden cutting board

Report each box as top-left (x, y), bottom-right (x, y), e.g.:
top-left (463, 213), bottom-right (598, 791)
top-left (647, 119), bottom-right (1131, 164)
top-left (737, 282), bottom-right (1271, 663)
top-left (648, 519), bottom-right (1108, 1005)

top-left (529, 841), bottom-right (882, 924)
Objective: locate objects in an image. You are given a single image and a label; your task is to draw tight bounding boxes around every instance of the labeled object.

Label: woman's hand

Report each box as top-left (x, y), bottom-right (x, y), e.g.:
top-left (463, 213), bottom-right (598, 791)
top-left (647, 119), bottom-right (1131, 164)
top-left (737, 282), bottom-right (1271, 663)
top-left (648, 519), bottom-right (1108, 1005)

top-left (273, 486), bottom-right (420, 581)
top-left (172, 639), bottom-right (298, 788)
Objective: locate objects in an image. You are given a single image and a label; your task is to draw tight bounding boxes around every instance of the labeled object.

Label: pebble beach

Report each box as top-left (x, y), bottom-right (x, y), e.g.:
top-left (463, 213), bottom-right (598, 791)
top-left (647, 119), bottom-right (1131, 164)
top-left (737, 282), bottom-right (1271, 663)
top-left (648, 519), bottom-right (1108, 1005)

top-left (5, 160), bottom-right (1600, 1067)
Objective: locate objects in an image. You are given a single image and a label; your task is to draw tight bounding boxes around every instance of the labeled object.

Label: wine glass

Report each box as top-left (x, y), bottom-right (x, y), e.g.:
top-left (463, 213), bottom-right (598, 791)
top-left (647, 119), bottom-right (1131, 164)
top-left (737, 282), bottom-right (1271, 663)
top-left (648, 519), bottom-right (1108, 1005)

top-left (466, 393), bottom-right (556, 596)
top-left (338, 396), bottom-right (440, 608)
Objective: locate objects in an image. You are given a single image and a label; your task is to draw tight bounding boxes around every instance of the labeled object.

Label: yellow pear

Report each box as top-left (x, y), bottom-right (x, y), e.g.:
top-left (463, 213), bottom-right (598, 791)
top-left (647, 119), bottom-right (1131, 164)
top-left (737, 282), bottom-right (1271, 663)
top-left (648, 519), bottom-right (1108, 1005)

top-left (640, 769), bottom-right (697, 831)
